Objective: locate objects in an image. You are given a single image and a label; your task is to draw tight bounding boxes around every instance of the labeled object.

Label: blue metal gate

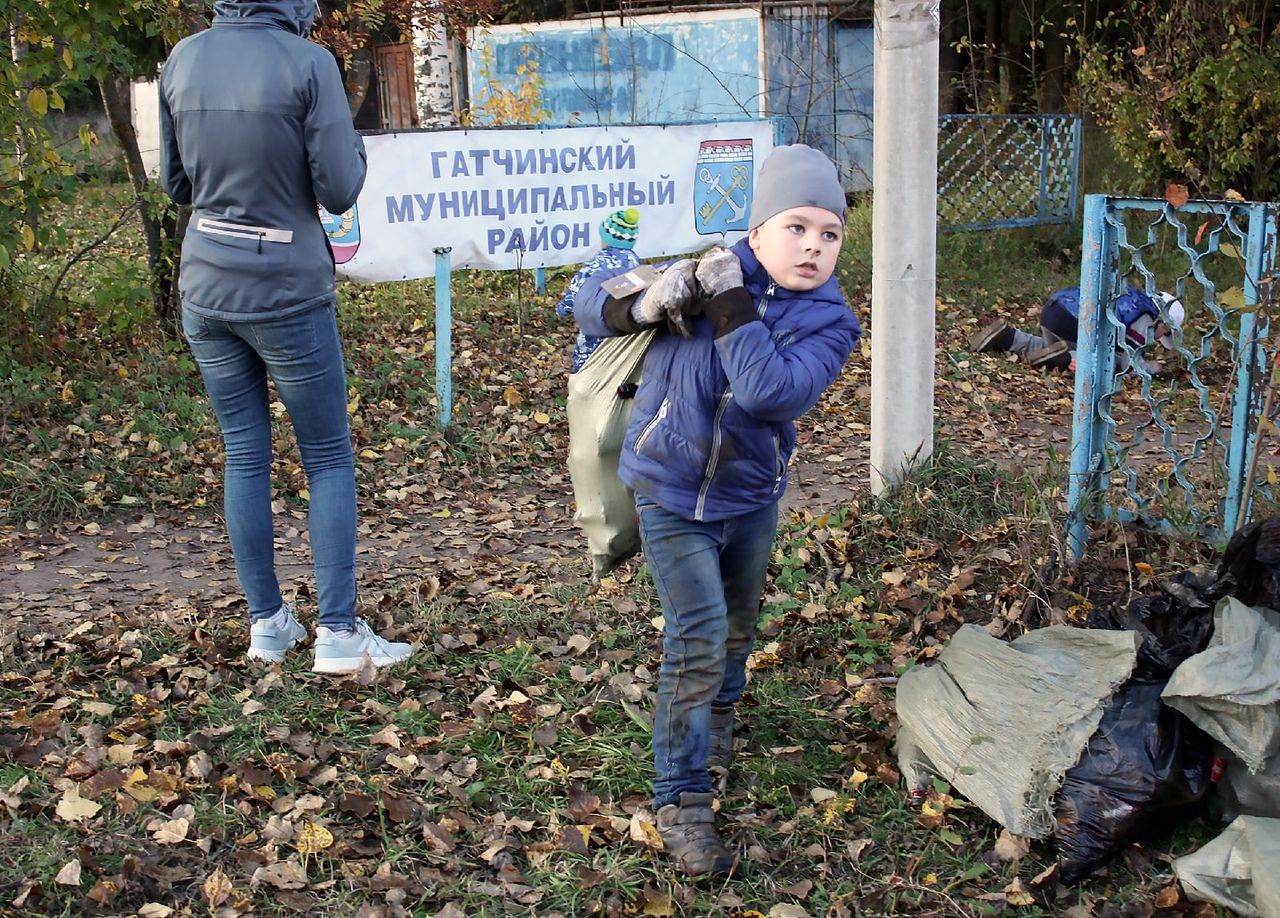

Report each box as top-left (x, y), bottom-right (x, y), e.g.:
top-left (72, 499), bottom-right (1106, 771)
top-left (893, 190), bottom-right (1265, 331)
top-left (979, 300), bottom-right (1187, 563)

top-left (1066, 194), bottom-right (1279, 559)
top-left (937, 114), bottom-right (1080, 232)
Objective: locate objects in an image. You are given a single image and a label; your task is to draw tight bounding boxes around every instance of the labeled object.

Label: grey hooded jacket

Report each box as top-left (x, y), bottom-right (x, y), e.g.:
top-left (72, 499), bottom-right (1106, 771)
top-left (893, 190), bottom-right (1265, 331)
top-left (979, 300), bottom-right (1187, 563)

top-left (159, 0), bottom-right (367, 321)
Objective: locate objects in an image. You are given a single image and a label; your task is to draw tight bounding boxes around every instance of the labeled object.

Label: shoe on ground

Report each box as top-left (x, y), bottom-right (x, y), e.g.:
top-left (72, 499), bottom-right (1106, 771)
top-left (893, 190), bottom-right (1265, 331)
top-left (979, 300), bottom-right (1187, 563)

top-left (706, 705), bottom-right (735, 774)
top-left (655, 792), bottom-right (735, 877)
top-left (970, 318), bottom-right (1016, 353)
top-left (313, 618), bottom-right (412, 674)
top-left (1027, 340), bottom-right (1072, 371)
top-left (247, 603), bottom-right (307, 663)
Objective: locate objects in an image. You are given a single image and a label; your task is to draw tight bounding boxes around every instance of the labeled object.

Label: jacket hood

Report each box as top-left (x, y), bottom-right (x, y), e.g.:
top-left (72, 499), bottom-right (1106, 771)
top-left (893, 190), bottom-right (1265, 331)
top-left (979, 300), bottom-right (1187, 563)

top-left (213, 0), bottom-right (317, 36)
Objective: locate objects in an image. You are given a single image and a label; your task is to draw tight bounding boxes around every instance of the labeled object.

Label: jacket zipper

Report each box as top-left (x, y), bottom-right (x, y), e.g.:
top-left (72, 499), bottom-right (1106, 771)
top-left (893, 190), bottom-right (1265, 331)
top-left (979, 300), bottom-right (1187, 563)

top-left (694, 389), bottom-right (734, 520)
top-left (772, 434), bottom-right (783, 493)
top-left (633, 398), bottom-right (669, 456)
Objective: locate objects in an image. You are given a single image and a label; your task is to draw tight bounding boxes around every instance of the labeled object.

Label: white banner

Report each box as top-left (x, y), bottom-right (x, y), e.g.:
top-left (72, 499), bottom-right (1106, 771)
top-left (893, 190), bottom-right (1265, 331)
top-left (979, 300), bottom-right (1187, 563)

top-left (328, 121), bottom-right (776, 282)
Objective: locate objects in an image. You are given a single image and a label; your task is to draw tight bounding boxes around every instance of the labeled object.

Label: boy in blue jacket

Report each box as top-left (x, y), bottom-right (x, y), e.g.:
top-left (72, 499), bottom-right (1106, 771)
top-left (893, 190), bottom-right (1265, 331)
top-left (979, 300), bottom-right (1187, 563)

top-left (575, 144), bottom-right (861, 876)
top-left (972, 286), bottom-right (1183, 374)
top-left (556, 207), bottom-right (642, 372)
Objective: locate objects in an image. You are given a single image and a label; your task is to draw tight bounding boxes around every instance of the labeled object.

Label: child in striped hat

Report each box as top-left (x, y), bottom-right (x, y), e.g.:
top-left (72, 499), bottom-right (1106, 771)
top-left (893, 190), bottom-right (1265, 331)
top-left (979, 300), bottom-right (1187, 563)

top-left (556, 207), bottom-right (641, 372)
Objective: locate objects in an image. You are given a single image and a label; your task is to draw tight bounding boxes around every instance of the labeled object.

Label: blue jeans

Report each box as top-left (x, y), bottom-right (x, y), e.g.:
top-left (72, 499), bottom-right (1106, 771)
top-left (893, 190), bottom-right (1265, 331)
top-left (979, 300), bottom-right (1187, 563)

top-left (182, 304), bottom-right (357, 630)
top-left (637, 494), bottom-right (778, 806)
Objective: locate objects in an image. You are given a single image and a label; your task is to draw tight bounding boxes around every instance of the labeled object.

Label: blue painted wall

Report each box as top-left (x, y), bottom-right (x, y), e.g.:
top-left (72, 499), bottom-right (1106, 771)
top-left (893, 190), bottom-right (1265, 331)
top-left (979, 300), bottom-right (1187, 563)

top-left (469, 10), bottom-right (874, 190)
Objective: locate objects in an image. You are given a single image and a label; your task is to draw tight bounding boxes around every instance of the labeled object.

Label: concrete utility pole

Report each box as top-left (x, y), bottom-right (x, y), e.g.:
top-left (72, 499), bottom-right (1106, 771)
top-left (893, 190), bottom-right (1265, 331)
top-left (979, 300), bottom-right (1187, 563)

top-left (869, 0), bottom-right (940, 494)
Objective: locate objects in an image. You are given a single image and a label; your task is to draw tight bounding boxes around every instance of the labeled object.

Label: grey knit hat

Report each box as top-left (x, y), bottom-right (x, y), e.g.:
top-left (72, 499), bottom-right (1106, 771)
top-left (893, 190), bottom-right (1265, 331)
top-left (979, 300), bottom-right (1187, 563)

top-left (747, 144), bottom-right (847, 231)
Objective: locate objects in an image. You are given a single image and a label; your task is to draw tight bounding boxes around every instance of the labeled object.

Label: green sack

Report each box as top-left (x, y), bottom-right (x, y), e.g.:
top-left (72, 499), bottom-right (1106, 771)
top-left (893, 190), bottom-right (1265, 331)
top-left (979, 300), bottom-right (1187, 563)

top-left (566, 329), bottom-right (655, 579)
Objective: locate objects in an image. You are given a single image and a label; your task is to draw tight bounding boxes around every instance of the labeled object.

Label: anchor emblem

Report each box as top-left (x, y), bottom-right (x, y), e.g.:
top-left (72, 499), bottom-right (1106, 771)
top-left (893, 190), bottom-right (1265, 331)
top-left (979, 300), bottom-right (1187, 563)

top-left (698, 165), bottom-right (750, 226)
top-left (692, 139), bottom-right (754, 236)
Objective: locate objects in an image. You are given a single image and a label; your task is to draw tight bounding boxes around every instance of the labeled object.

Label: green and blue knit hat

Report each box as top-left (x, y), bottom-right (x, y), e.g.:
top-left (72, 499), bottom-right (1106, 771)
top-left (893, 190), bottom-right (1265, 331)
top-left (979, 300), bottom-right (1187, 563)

top-left (600, 207), bottom-right (640, 249)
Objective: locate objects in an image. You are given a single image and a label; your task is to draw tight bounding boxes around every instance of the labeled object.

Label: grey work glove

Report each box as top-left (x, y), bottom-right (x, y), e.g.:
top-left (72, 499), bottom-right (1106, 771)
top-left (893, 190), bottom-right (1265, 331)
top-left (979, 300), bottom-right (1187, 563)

top-left (630, 258), bottom-right (698, 338)
top-left (695, 246), bottom-right (744, 298)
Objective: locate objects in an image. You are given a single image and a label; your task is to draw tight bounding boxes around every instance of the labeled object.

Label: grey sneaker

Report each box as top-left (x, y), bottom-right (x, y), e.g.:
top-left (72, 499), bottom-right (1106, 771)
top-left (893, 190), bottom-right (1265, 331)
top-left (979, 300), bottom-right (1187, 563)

top-left (1027, 340), bottom-right (1072, 371)
top-left (706, 705), bottom-right (735, 773)
top-left (247, 603), bottom-right (307, 663)
top-left (970, 319), bottom-right (1016, 353)
top-left (655, 792), bottom-right (735, 877)
top-left (313, 618), bottom-right (412, 674)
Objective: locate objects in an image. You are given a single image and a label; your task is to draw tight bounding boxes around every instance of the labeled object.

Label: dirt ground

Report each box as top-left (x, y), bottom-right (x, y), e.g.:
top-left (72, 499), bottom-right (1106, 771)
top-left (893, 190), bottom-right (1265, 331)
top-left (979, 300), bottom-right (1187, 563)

top-left (2, 348), bottom-right (1086, 642)
top-left (0, 442), bottom-right (870, 641)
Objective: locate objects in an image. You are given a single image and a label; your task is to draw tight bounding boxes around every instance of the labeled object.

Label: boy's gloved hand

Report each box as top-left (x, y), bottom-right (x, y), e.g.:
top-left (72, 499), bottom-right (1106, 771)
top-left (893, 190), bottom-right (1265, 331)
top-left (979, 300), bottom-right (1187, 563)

top-left (631, 259), bottom-right (697, 337)
top-left (695, 246), bottom-right (743, 298)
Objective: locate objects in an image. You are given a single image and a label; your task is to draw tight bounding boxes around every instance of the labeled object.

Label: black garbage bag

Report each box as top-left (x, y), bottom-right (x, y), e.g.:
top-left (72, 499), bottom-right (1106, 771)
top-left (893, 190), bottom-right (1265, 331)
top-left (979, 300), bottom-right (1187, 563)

top-left (1206, 517), bottom-right (1280, 609)
top-left (1054, 680), bottom-right (1215, 884)
top-left (1086, 571), bottom-right (1215, 681)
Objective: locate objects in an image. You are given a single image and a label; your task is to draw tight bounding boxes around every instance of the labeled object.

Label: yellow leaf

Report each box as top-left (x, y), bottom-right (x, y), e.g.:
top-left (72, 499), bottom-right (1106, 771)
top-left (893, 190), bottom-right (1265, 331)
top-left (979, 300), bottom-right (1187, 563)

top-left (385, 753), bottom-right (419, 772)
top-left (642, 896), bottom-right (675, 917)
top-left (56, 786), bottom-right (102, 822)
top-left (1165, 183), bottom-right (1189, 209)
top-left (629, 812), bottom-right (663, 850)
top-left (138, 904), bottom-right (174, 918)
top-left (203, 869), bottom-right (234, 907)
top-left (27, 86), bottom-right (48, 115)
top-left (533, 411), bottom-right (551, 424)
top-left (1004, 878), bottom-right (1036, 907)
top-left (1268, 466), bottom-right (1278, 486)
top-left (295, 821), bottom-right (334, 854)
top-left (503, 385), bottom-right (522, 406)
top-left (1135, 561), bottom-right (1154, 577)
top-left (359, 449), bottom-right (380, 459)
top-left (21, 224), bottom-right (35, 250)
top-left (1219, 287), bottom-right (1250, 312)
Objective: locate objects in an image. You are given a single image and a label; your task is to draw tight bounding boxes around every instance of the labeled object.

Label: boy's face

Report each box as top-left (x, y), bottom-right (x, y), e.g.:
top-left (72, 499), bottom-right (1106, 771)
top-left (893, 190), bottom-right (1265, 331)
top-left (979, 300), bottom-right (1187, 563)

top-left (748, 206), bottom-right (843, 292)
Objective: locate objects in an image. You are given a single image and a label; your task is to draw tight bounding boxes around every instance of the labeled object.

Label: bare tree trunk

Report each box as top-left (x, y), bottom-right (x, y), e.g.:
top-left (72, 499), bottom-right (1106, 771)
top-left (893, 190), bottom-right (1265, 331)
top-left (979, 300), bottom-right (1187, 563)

top-left (1040, 25), bottom-right (1067, 113)
top-left (981, 0), bottom-right (1000, 107)
top-left (100, 73), bottom-right (182, 327)
top-left (1002, 0), bottom-right (1028, 111)
top-left (171, 0), bottom-right (208, 41)
top-left (413, 19), bottom-right (457, 126)
top-left (9, 14), bottom-right (38, 249)
top-left (938, 2), bottom-right (966, 113)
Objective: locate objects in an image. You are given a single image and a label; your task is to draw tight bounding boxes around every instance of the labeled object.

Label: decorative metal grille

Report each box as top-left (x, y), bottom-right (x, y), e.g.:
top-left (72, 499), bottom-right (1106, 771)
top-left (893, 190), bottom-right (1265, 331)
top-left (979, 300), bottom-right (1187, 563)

top-left (1066, 195), bottom-right (1280, 559)
top-left (937, 114), bottom-right (1080, 232)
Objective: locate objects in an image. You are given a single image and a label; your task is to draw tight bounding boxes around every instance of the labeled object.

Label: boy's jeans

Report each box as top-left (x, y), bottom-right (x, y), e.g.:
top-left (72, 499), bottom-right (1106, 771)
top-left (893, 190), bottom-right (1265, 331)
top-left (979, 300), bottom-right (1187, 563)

top-left (637, 495), bottom-right (778, 806)
top-left (183, 304), bottom-right (357, 630)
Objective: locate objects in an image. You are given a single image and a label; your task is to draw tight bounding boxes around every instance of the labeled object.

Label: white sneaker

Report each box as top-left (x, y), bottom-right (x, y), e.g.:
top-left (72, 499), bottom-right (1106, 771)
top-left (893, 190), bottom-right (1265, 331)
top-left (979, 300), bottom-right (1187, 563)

top-left (247, 604), bottom-right (307, 663)
top-left (312, 618), bottom-right (412, 674)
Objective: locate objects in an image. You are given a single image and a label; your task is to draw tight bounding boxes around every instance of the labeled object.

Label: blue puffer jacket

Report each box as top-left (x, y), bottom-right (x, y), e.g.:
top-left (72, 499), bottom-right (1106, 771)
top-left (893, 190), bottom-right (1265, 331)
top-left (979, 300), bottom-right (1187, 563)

top-left (575, 237), bottom-right (861, 522)
top-left (159, 0), bottom-right (367, 321)
top-left (1041, 286), bottom-right (1159, 347)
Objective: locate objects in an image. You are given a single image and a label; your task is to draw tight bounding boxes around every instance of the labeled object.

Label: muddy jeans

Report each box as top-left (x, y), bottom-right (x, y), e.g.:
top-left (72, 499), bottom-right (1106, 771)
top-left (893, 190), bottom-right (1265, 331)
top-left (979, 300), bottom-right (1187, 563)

top-left (636, 494), bottom-right (777, 807)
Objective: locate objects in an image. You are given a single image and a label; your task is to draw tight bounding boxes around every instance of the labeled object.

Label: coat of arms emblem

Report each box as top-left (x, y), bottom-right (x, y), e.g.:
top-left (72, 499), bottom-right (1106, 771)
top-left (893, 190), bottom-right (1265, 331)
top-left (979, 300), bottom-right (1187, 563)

top-left (694, 139), bottom-right (753, 236)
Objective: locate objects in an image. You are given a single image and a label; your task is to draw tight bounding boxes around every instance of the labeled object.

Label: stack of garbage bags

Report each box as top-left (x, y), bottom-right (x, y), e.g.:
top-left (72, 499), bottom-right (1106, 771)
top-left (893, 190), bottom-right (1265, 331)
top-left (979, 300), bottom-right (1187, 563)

top-left (896, 518), bottom-right (1280, 916)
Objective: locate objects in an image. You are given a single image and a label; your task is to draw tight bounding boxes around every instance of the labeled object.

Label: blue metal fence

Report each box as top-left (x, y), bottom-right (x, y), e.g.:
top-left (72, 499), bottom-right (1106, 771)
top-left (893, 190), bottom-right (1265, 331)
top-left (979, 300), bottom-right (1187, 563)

top-left (937, 114), bottom-right (1081, 232)
top-left (1066, 194), bottom-right (1279, 559)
